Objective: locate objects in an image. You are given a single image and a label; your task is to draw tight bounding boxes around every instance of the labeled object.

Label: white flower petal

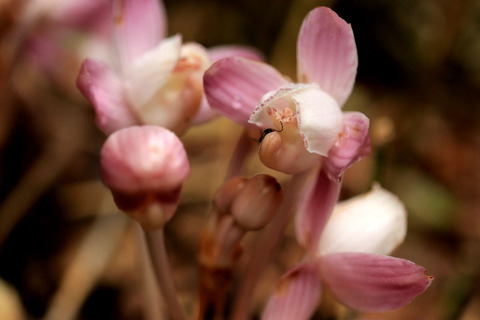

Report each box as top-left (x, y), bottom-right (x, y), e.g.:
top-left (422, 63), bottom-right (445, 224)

top-left (125, 35), bottom-right (182, 109)
top-left (293, 87), bottom-right (343, 156)
top-left (318, 184), bottom-right (407, 256)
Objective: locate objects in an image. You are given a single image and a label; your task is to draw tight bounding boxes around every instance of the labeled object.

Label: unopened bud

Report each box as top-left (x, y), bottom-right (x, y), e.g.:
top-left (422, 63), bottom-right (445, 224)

top-left (231, 174), bottom-right (283, 231)
top-left (213, 176), bottom-right (248, 216)
top-left (100, 125), bottom-right (190, 229)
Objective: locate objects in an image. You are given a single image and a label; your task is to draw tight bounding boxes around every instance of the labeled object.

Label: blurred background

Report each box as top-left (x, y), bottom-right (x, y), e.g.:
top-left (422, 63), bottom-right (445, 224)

top-left (0, 0), bottom-right (479, 319)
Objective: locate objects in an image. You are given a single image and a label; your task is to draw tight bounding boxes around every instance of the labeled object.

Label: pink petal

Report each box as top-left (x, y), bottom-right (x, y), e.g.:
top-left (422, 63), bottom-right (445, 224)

top-left (320, 252), bottom-right (433, 312)
top-left (191, 46), bottom-right (265, 125)
top-left (203, 57), bottom-right (288, 126)
top-left (208, 45), bottom-right (264, 63)
top-left (77, 58), bottom-right (138, 134)
top-left (114, 0), bottom-right (167, 69)
top-left (261, 262), bottom-right (322, 320)
top-left (295, 170), bottom-right (341, 252)
top-left (297, 7), bottom-right (357, 106)
top-left (55, 0), bottom-right (112, 35)
top-left (323, 112), bottom-right (371, 181)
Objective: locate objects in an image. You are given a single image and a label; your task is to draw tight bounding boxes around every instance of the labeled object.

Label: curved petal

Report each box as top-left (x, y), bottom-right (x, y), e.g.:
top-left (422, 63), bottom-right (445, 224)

top-left (297, 7), bottom-right (357, 106)
top-left (203, 57), bottom-right (288, 126)
top-left (77, 58), bottom-right (138, 134)
top-left (296, 170), bottom-right (341, 251)
top-left (320, 252), bottom-right (433, 312)
top-left (318, 185), bottom-right (407, 255)
top-left (318, 185), bottom-right (407, 256)
top-left (208, 45), bottom-right (264, 63)
top-left (323, 112), bottom-right (371, 181)
top-left (261, 262), bottom-right (322, 320)
top-left (191, 46), bottom-right (265, 125)
top-left (125, 35), bottom-right (182, 109)
top-left (114, 0), bottom-right (167, 68)
top-left (293, 87), bottom-right (343, 156)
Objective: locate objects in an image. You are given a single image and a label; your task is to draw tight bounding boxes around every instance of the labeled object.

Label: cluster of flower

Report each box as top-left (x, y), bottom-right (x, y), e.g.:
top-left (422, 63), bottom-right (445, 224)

top-left (71, 1), bottom-right (432, 319)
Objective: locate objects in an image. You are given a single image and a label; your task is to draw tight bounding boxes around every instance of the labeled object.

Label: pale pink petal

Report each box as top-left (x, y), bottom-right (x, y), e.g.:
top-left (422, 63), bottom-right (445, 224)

top-left (55, 0), bottom-right (112, 34)
top-left (261, 262), bottom-right (322, 320)
top-left (101, 125), bottom-right (190, 193)
top-left (77, 58), bottom-right (138, 134)
top-left (293, 87), bottom-right (344, 156)
top-left (208, 45), bottom-right (264, 63)
top-left (114, 0), bottom-right (167, 68)
top-left (203, 57), bottom-right (288, 126)
top-left (297, 7), bottom-right (357, 106)
top-left (295, 170), bottom-right (341, 251)
top-left (320, 253), bottom-right (433, 312)
top-left (318, 185), bottom-right (407, 256)
top-left (323, 112), bottom-right (371, 181)
top-left (191, 96), bottom-right (218, 125)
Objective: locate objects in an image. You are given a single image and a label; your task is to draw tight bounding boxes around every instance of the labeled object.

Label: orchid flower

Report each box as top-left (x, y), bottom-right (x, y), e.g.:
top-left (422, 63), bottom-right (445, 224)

top-left (204, 7), bottom-right (358, 174)
top-left (262, 186), bottom-right (433, 319)
top-left (76, 0), bottom-right (262, 136)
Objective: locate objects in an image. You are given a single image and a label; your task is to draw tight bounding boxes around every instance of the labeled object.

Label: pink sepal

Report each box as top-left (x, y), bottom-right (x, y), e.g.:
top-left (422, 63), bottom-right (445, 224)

top-left (114, 0), bottom-right (167, 69)
top-left (320, 252), bottom-right (433, 312)
top-left (192, 45), bottom-right (265, 125)
top-left (203, 57), bottom-right (288, 126)
top-left (296, 170), bottom-right (341, 252)
top-left (297, 7), bottom-right (357, 106)
top-left (323, 112), bottom-right (371, 181)
top-left (261, 262), bottom-right (321, 320)
top-left (77, 58), bottom-right (138, 134)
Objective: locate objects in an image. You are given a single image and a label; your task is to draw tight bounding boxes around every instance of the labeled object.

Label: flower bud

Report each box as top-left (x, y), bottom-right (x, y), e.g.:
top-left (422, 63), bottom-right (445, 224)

top-left (213, 176), bottom-right (248, 216)
top-left (231, 174), bottom-right (283, 231)
top-left (100, 125), bottom-right (190, 229)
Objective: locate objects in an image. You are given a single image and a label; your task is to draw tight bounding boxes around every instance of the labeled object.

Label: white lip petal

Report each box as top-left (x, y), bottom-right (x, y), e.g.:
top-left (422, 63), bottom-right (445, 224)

top-left (318, 184), bottom-right (407, 256)
top-left (125, 35), bottom-right (182, 109)
top-left (248, 83), bottom-right (315, 129)
top-left (293, 87), bottom-right (343, 156)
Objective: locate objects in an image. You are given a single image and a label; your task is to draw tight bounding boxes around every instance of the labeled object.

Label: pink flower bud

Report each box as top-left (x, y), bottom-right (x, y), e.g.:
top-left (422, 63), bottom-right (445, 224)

top-left (213, 176), bottom-right (248, 216)
top-left (100, 125), bottom-right (190, 229)
top-left (231, 174), bottom-right (283, 231)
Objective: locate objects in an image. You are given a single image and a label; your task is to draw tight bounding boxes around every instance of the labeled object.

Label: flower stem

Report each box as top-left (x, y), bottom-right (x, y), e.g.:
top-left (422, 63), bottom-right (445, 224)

top-left (225, 128), bottom-right (254, 180)
top-left (144, 229), bottom-right (187, 320)
top-left (231, 166), bottom-right (320, 320)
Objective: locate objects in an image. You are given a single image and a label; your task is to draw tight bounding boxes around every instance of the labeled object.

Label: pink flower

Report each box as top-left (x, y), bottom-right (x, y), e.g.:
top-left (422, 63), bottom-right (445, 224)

top-left (100, 125), bottom-right (190, 229)
top-left (77, 0), bottom-right (262, 135)
top-left (204, 7), bottom-right (360, 173)
top-left (262, 186), bottom-right (433, 319)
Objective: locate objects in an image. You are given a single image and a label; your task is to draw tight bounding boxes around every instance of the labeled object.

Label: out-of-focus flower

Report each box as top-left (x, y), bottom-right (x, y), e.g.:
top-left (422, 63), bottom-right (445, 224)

top-left (77, 0), bottom-right (262, 135)
top-left (204, 7), bottom-right (359, 174)
top-left (262, 186), bottom-right (432, 319)
top-left (100, 125), bottom-right (190, 229)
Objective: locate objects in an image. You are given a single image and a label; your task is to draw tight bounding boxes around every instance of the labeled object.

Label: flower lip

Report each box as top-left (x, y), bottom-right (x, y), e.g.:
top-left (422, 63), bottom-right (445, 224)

top-left (248, 83), bottom-right (318, 129)
top-left (249, 83), bottom-right (343, 157)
